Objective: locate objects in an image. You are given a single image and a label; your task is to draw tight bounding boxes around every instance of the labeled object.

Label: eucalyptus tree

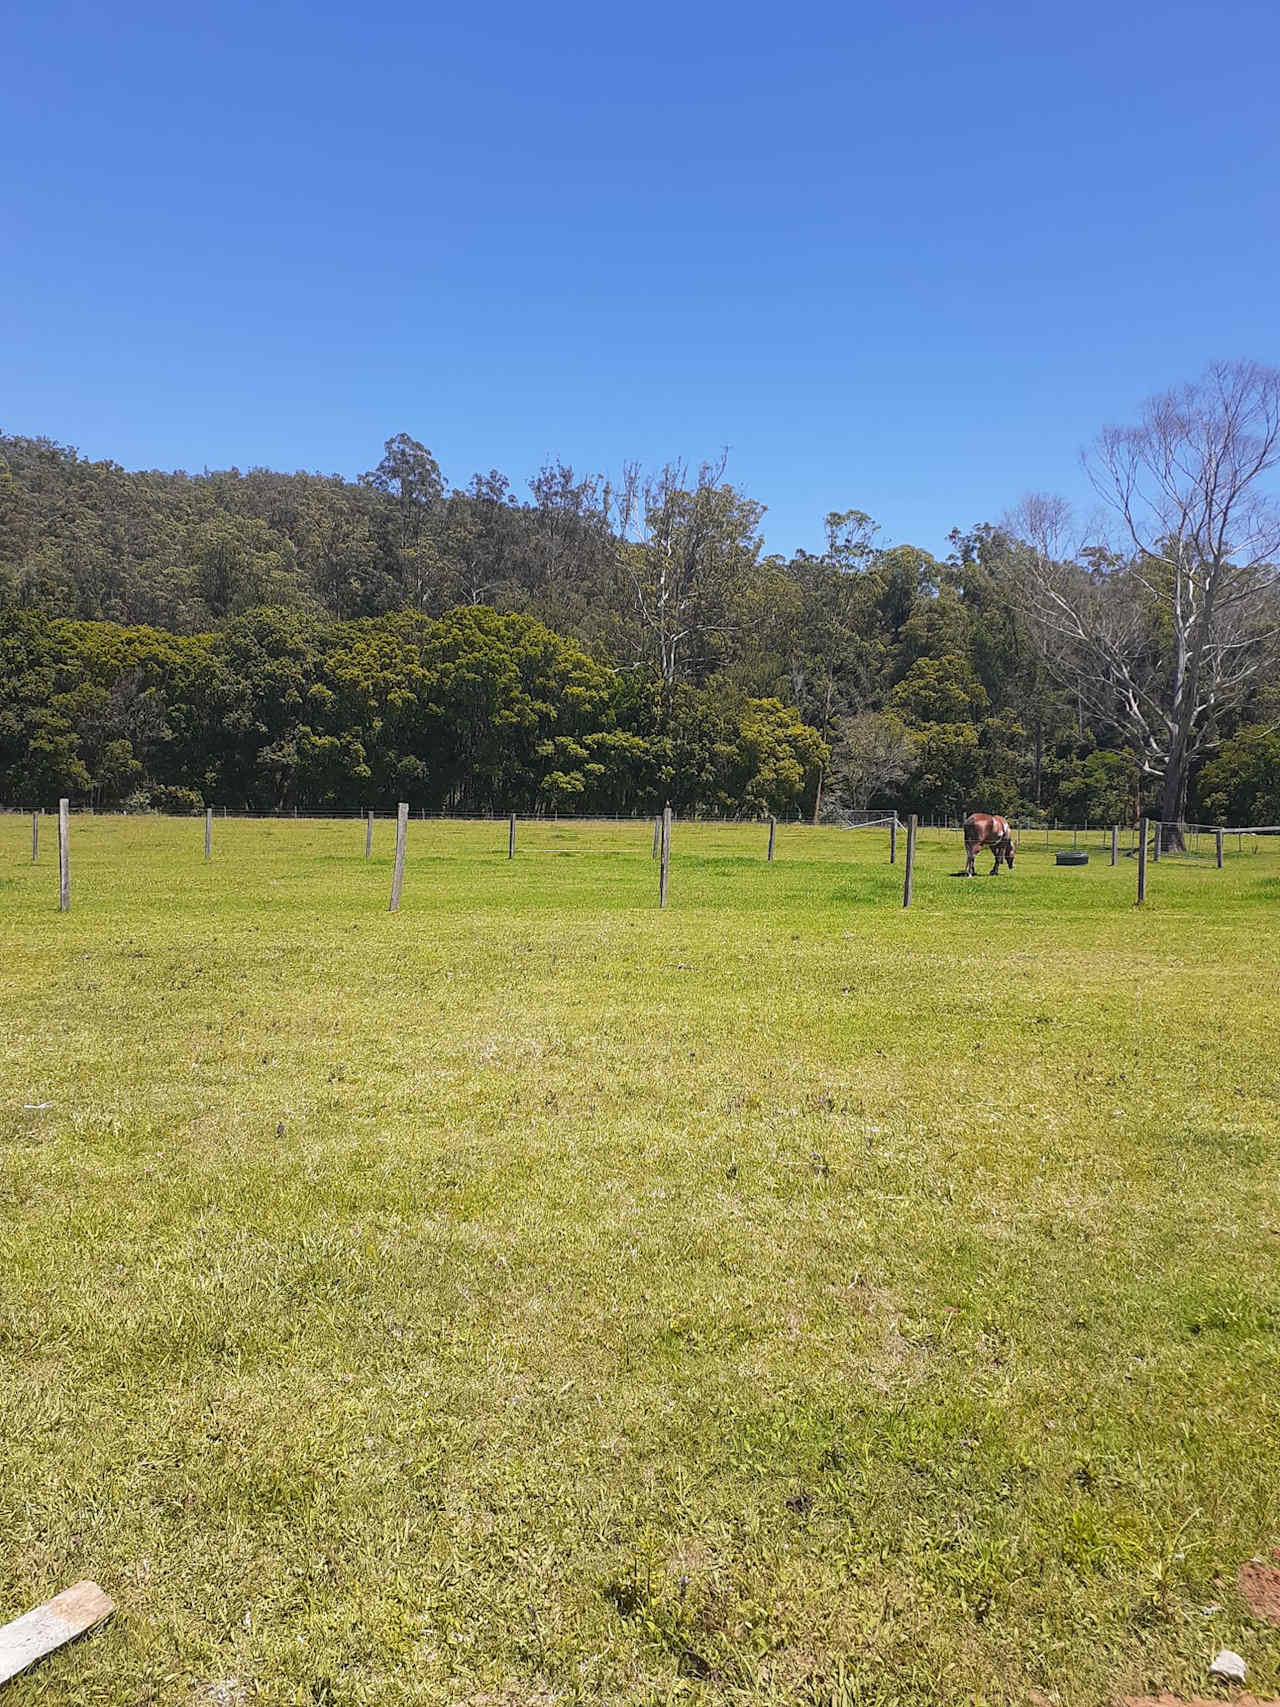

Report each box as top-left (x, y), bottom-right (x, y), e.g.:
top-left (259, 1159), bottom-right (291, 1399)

top-left (360, 433), bottom-right (445, 609)
top-left (610, 454), bottom-right (765, 690)
top-left (1013, 362), bottom-right (1280, 846)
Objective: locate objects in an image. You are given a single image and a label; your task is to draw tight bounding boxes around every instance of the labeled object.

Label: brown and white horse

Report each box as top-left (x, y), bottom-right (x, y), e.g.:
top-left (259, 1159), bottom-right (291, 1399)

top-left (963, 812), bottom-right (1015, 876)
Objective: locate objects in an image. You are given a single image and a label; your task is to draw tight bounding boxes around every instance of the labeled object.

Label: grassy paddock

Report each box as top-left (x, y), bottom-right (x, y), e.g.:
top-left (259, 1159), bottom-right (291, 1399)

top-left (2, 814), bottom-right (1278, 1706)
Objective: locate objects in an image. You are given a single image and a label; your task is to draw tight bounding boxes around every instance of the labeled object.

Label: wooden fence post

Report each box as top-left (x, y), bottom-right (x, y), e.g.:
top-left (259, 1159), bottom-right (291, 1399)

top-left (1137, 817), bottom-right (1148, 903)
top-left (767, 816), bottom-right (776, 862)
top-left (1216, 827), bottom-right (1224, 869)
top-left (389, 802), bottom-right (408, 911)
top-left (508, 812), bottom-right (516, 860)
top-left (365, 811), bottom-right (373, 859)
top-left (31, 812), bottom-right (38, 863)
top-left (204, 807), bottom-right (212, 860)
top-left (58, 798), bottom-right (70, 912)
top-left (659, 806), bottom-right (671, 908)
top-left (902, 813), bottom-right (917, 908)
top-left (1110, 825), bottom-right (1118, 866)
top-left (889, 816), bottom-right (897, 864)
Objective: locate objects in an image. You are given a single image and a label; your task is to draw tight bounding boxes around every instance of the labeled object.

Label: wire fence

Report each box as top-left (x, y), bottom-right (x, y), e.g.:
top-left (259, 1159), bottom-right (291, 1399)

top-left (7, 806), bottom-right (1274, 851)
top-left (15, 800), bottom-right (1279, 923)
top-left (822, 811), bottom-right (900, 831)
top-left (8, 805), bottom-right (818, 826)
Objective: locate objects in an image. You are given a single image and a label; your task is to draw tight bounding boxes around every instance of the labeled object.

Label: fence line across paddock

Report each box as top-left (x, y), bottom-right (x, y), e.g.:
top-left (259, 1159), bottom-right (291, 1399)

top-left (10, 805), bottom-right (835, 827)
top-left (8, 804), bottom-right (1272, 845)
top-left (14, 807), bottom-right (1271, 852)
top-left (908, 820), bottom-right (1266, 856)
top-left (14, 807), bottom-right (1276, 920)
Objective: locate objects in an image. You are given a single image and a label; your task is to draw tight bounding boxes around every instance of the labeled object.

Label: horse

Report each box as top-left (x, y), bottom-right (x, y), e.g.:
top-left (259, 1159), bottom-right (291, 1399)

top-left (963, 812), bottom-right (1015, 876)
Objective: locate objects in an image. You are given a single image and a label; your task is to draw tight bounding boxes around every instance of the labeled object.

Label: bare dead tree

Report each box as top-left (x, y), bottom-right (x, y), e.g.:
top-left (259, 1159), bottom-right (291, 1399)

top-left (1011, 362), bottom-right (1280, 847)
top-left (827, 711), bottom-right (915, 811)
top-left (608, 453), bottom-right (764, 689)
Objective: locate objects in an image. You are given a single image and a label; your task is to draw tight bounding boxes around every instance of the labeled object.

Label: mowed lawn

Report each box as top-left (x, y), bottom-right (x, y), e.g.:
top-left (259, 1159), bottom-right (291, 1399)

top-left (2, 815), bottom-right (1278, 1707)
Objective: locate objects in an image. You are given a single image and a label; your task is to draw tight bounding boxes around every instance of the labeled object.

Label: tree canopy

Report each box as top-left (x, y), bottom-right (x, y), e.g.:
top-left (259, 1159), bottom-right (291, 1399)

top-left (3, 388), bottom-right (1276, 824)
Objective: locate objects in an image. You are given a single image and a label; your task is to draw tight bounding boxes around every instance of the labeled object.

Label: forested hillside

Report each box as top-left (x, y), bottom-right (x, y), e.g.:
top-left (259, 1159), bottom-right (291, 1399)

top-left (2, 416), bottom-right (1277, 822)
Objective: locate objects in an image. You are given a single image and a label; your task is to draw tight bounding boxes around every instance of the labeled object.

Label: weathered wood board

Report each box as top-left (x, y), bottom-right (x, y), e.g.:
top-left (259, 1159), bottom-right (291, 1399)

top-left (0, 1580), bottom-right (114, 1685)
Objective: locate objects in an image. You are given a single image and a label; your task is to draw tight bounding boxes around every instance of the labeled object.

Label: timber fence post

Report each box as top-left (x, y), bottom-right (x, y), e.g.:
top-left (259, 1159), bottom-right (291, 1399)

top-left (58, 799), bottom-right (70, 912)
top-left (1137, 818), bottom-right (1148, 903)
top-left (902, 813), bottom-right (917, 909)
top-left (389, 802), bottom-right (408, 911)
top-left (659, 805), bottom-right (672, 909)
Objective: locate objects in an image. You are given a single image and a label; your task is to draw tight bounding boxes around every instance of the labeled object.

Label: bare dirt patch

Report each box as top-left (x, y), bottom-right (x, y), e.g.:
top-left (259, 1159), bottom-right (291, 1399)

top-left (1123, 1697), bottom-right (1280, 1707)
top-left (1240, 1557), bottom-right (1280, 1626)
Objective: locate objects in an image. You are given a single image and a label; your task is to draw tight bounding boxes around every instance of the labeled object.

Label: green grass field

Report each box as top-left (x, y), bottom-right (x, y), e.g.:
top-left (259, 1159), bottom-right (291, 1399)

top-left (2, 814), bottom-right (1278, 1706)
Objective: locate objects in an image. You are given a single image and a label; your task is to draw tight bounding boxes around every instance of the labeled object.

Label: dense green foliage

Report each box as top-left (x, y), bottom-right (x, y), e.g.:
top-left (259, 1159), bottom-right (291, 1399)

top-left (0, 606), bottom-right (824, 815)
top-left (2, 433), bottom-right (1274, 818)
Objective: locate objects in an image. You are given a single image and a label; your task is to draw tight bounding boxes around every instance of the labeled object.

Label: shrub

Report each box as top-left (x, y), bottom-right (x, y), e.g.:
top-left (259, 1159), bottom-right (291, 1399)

top-left (147, 784), bottom-right (206, 815)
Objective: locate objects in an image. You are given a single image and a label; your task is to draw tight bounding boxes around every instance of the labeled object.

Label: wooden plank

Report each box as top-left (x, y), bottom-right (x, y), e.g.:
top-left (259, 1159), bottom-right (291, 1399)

top-left (508, 812), bottom-right (516, 860)
top-left (767, 816), bottom-right (776, 862)
top-left (32, 811), bottom-right (38, 863)
top-left (1216, 827), bottom-right (1224, 869)
top-left (389, 801), bottom-right (408, 911)
top-left (0, 1580), bottom-right (114, 1685)
top-left (365, 811), bottom-right (373, 859)
top-left (58, 798), bottom-right (70, 913)
top-left (204, 807), bottom-right (213, 860)
top-left (889, 815), bottom-right (897, 865)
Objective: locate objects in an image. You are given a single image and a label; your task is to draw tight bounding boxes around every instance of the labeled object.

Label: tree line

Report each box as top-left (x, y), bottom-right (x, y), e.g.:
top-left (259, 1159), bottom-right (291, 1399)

top-left (2, 362), bottom-right (1278, 826)
top-left (0, 605), bottom-right (827, 817)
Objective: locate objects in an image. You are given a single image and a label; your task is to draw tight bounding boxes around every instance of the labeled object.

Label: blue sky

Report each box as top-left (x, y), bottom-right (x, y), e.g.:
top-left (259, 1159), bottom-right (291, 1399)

top-left (4, 0), bottom-right (1278, 558)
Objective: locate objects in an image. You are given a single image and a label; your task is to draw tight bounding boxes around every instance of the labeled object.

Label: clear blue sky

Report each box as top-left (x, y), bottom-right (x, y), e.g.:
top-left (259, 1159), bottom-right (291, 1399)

top-left (5, 0), bottom-right (1278, 558)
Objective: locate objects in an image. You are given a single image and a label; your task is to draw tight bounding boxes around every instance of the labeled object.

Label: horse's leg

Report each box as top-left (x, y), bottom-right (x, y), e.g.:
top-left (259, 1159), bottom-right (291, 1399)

top-left (964, 843), bottom-right (975, 877)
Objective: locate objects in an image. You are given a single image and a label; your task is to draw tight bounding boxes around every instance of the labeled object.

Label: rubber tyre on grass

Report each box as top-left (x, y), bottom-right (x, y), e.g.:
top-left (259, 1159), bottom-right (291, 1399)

top-left (1056, 850), bottom-right (1090, 866)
